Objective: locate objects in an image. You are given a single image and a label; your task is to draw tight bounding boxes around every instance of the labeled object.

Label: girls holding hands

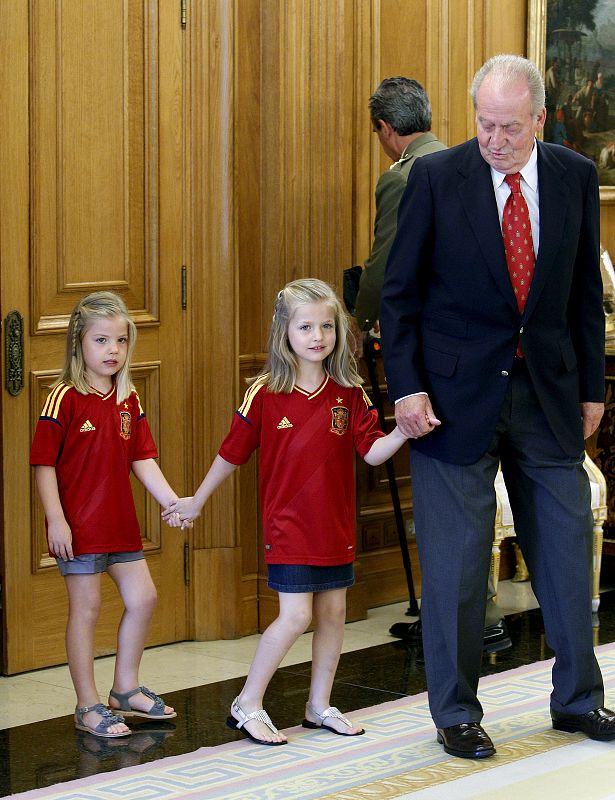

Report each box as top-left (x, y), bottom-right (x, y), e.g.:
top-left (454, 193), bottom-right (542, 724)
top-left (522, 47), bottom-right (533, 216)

top-left (31, 291), bottom-right (180, 738)
top-left (163, 279), bottom-right (409, 745)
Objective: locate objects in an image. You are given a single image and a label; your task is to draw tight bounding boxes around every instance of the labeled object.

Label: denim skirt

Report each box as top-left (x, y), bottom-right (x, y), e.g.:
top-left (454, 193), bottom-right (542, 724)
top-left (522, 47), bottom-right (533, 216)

top-left (267, 563), bottom-right (354, 593)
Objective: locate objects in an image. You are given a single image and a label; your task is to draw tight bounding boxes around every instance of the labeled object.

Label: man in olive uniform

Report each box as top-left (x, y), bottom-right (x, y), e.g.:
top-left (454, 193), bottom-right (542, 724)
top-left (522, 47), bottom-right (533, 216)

top-left (354, 77), bottom-right (446, 331)
top-left (355, 77), bottom-right (511, 654)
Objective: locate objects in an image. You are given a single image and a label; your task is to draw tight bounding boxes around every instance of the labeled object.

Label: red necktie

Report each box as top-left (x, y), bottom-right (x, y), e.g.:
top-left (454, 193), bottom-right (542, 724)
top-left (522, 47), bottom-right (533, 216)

top-left (502, 172), bottom-right (535, 356)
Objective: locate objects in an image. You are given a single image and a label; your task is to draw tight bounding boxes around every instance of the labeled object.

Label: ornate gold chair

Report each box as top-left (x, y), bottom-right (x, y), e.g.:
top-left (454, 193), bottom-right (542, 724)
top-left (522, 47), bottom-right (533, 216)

top-left (492, 453), bottom-right (607, 613)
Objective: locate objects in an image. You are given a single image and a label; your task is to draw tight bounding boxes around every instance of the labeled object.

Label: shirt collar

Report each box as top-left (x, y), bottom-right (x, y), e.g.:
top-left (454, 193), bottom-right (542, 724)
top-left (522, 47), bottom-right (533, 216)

top-left (491, 139), bottom-right (538, 193)
top-left (400, 132), bottom-right (438, 159)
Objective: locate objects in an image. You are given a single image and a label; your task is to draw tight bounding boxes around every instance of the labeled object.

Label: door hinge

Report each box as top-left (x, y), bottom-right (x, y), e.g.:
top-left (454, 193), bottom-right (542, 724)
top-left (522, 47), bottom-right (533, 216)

top-left (181, 265), bottom-right (187, 310)
top-left (180, 0), bottom-right (187, 28)
top-left (183, 540), bottom-right (190, 585)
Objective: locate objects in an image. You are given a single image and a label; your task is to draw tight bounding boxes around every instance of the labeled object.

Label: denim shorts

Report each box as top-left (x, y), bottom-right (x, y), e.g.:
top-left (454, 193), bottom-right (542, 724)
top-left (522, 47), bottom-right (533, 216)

top-left (267, 563), bottom-right (354, 593)
top-left (56, 550), bottom-right (144, 576)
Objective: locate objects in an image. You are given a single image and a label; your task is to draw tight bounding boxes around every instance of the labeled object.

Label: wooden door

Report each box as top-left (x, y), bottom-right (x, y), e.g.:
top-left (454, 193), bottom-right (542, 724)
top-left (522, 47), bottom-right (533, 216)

top-left (0, 1), bottom-right (188, 674)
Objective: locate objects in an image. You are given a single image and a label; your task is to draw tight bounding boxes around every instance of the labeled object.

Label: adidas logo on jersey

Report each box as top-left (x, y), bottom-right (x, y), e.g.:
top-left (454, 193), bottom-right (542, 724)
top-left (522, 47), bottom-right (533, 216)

top-left (80, 419), bottom-right (96, 432)
top-left (276, 416), bottom-right (293, 429)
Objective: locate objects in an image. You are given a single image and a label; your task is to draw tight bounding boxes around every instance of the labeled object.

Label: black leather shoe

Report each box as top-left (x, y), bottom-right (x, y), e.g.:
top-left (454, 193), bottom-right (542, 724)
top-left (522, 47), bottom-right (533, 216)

top-left (389, 619), bottom-right (422, 644)
top-left (436, 722), bottom-right (496, 758)
top-left (390, 617), bottom-right (512, 654)
top-left (551, 707), bottom-right (615, 741)
top-left (482, 619), bottom-right (512, 653)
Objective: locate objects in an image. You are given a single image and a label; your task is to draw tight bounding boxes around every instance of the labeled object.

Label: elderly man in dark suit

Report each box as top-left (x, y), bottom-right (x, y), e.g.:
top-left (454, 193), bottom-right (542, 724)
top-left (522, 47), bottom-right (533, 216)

top-left (380, 53), bottom-right (614, 760)
top-left (352, 76), bottom-right (511, 654)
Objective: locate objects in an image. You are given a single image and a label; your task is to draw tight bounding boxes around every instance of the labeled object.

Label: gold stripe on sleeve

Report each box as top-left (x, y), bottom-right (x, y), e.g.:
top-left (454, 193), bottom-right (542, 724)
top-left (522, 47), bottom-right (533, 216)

top-left (238, 378), bottom-right (266, 417)
top-left (360, 386), bottom-right (374, 410)
top-left (42, 383), bottom-right (71, 420)
top-left (135, 392), bottom-right (145, 416)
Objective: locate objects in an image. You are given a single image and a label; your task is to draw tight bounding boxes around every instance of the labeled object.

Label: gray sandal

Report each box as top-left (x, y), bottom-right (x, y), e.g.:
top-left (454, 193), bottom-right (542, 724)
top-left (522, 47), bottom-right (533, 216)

top-left (74, 703), bottom-right (131, 738)
top-left (108, 686), bottom-right (177, 719)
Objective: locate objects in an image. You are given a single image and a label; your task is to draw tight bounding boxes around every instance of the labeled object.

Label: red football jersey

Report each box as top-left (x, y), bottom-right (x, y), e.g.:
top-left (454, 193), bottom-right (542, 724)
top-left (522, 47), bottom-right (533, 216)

top-left (30, 384), bottom-right (158, 555)
top-left (219, 375), bottom-right (384, 565)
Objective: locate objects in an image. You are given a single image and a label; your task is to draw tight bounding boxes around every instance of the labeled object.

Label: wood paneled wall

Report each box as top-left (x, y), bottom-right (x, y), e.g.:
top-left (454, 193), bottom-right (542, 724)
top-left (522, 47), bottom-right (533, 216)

top-left (186, 0), bottom-right (614, 639)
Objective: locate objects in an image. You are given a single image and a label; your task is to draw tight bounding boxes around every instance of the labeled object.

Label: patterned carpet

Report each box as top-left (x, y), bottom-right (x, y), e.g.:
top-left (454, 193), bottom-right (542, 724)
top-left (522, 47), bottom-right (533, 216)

top-left (12, 643), bottom-right (615, 800)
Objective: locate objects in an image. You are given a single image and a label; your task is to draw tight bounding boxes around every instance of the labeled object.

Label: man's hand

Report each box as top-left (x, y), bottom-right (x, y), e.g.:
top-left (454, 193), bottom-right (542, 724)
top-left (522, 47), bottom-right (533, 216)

top-left (581, 401), bottom-right (604, 439)
top-left (395, 394), bottom-right (441, 439)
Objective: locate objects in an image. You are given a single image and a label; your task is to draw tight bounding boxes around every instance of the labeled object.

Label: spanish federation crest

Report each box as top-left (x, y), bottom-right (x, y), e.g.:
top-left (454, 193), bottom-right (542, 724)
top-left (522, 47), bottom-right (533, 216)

top-left (330, 405), bottom-right (348, 436)
top-left (119, 410), bottom-right (132, 440)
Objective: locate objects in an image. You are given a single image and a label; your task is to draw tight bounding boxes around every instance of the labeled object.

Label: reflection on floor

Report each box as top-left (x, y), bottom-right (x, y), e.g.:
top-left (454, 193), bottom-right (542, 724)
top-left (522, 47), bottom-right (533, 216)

top-left (1, 580), bottom-right (613, 798)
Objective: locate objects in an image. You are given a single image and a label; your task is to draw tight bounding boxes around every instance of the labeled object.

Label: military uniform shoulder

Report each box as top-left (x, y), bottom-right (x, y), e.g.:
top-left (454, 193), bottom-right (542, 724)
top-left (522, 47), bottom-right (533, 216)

top-left (390, 134), bottom-right (446, 173)
top-left (389, 151), bottom-right (412, 173)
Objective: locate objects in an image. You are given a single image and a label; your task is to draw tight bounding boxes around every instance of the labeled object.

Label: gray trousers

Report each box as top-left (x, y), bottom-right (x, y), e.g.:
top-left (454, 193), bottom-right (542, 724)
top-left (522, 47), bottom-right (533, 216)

top-left (411, 359), bottom-right (604, 728)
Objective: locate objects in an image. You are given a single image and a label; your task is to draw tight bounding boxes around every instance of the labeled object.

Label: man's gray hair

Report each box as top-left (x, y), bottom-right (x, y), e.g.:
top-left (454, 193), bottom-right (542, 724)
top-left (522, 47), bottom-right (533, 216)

top-left (369, 77), bottom-right (432, 135)
top-left (471, 54), bottom-right (545, 116)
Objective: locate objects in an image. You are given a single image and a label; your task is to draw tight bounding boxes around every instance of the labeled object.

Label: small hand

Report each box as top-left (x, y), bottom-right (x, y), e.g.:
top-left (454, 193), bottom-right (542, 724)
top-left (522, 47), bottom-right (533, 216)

top-left (163, 510), bottom-right (185, 529)
top-left (162, 496), bottom-right (201, 528)
top-left (47, 519), bottom-right (74, 561)
top-left (394, 394), bottom-right (441, 439)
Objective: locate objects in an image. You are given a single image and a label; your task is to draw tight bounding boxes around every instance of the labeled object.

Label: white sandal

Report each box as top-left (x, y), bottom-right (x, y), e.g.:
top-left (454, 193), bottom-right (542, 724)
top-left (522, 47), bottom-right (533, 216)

top-left (302, 702), bottom-right (365, 736)
top-left (226, 697), bottom-right (287, 746)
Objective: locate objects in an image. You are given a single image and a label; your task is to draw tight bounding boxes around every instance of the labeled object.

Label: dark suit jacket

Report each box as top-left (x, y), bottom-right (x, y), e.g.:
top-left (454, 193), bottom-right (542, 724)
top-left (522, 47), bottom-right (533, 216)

top-left (380, 138), bottom-right (604, 465)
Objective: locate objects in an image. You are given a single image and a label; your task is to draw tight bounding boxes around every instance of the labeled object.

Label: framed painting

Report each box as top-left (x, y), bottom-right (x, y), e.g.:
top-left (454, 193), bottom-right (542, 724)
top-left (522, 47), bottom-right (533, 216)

top-left (528, 0), bottom-right (615, 202)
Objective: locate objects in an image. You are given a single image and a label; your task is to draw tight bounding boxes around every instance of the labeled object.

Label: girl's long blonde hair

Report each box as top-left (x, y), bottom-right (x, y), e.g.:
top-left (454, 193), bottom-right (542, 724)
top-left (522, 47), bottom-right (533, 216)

top-left (54, 291), bottom-right (137, 403)
top-left (255, 278), bottom-right (362, 393)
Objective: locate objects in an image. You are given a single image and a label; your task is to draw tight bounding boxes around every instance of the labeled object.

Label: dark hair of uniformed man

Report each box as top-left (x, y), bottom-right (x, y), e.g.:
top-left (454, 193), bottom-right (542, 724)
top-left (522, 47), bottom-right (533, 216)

top-left (369, 77), bottom-right (432, 136)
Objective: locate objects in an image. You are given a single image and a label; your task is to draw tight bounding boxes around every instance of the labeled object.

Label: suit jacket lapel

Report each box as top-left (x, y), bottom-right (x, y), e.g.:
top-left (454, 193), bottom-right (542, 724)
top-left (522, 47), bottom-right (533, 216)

top-left (456, 141), bottom-right (519, 314)
top-left (457, 140), bottom-right (571, 322)
top-left (522, 141), bottom-right (569, 321)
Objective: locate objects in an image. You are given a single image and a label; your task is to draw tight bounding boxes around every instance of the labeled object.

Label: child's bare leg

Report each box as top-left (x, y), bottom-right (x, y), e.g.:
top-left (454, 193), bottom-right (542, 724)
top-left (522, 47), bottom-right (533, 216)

top-left (232, 592), bottom-right (313, 743)
top-left (305, 588), bottom-right (363, 734)
top-left (107, 560), bottom-right (174, 716)
top-left (65, 574), bottom-right (129, 735)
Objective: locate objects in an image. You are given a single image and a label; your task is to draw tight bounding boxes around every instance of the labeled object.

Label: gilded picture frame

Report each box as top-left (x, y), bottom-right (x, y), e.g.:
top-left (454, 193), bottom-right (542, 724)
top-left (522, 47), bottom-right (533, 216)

top-left (528, 0), bottom-right (615, 203)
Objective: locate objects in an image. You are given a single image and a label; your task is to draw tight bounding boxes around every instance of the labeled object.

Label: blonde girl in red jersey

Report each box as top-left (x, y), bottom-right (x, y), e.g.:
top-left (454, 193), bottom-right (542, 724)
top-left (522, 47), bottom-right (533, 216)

top-left (163, 279), bottom-right (409, 745)
top-left (31, 291), bottom-right (182, 738)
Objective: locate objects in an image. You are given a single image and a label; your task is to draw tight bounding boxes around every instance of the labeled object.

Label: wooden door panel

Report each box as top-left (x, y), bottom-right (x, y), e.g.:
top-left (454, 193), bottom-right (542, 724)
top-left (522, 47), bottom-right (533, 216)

top-left (30, 0), bottom-right (156, 334)
top-left (1, 0), bottom-right (186, 674)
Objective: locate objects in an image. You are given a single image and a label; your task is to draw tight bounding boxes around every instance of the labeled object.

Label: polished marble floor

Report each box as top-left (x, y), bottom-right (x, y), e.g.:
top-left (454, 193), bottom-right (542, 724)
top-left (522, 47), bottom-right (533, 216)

top-left (2, 580), bottom-right (615, 798)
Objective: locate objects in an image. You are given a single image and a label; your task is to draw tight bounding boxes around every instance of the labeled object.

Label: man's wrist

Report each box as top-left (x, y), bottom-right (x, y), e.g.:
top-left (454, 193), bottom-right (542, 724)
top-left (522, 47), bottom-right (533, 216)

top-left (395, 392), bottom-right (428, 403)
